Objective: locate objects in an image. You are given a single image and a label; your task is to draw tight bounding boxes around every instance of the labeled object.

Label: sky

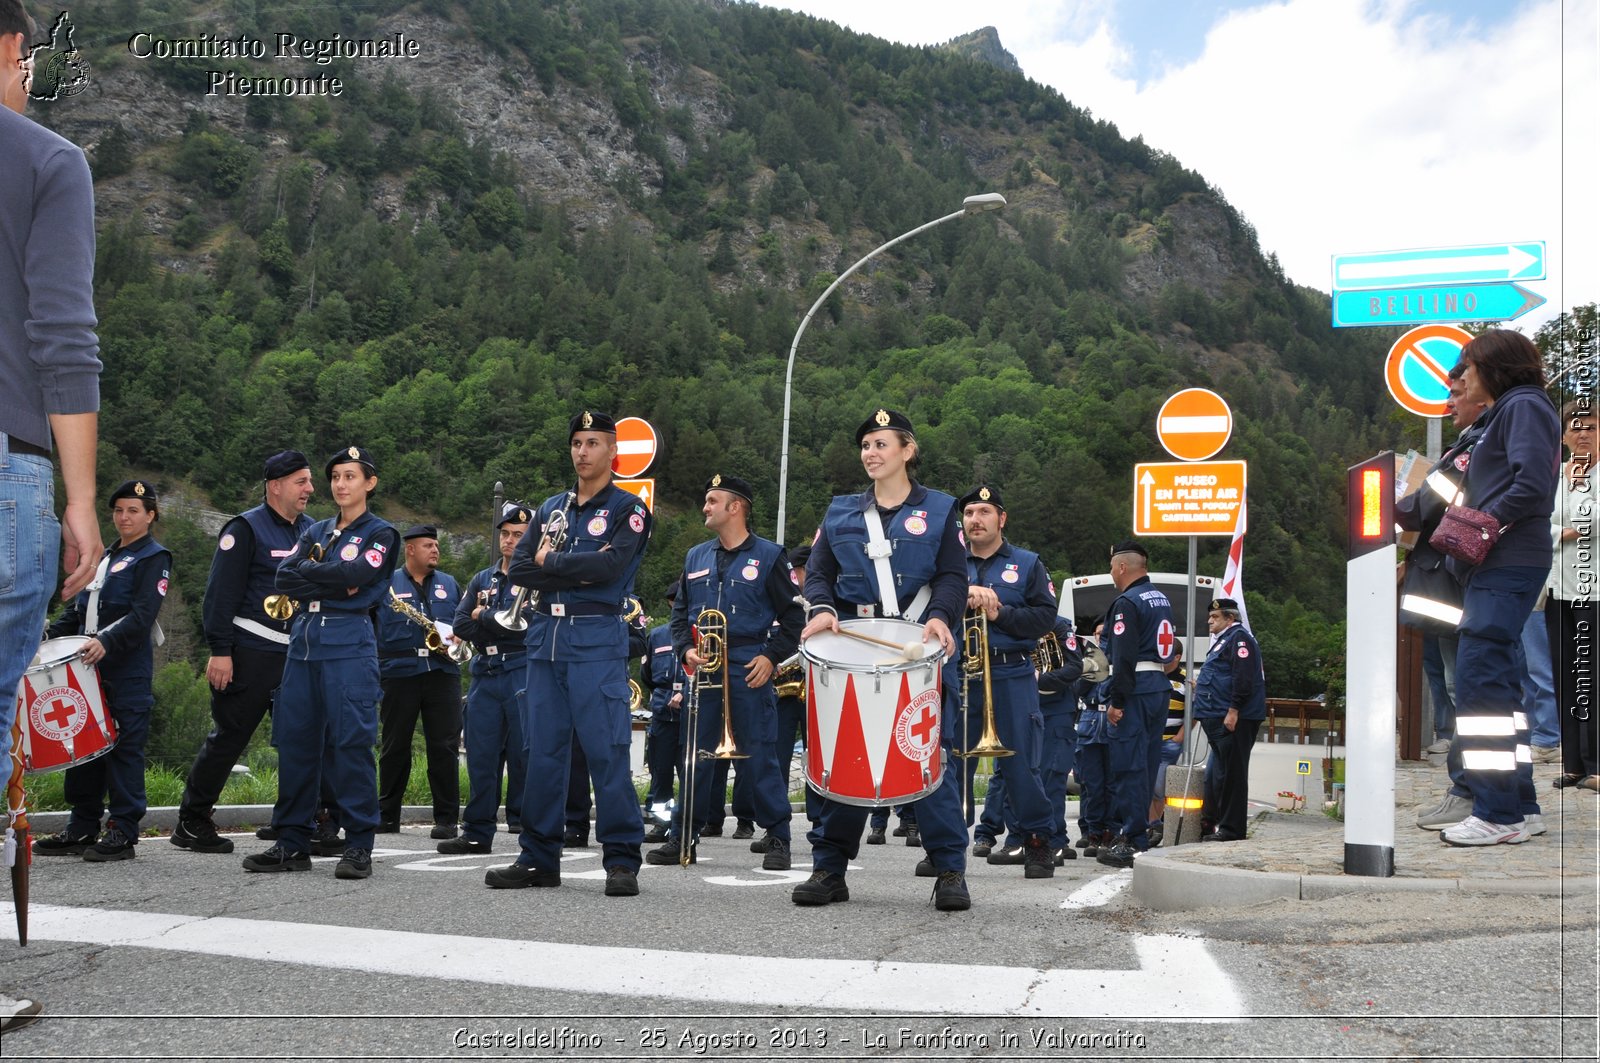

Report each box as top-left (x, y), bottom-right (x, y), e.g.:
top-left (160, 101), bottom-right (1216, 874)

top-left (761, 0), bottom-right (1598, 335)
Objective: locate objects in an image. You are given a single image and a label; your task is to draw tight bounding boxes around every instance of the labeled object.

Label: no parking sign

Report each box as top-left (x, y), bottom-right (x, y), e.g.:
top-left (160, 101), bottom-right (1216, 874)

top-left (1384, 324), bottom-right (1472, 418)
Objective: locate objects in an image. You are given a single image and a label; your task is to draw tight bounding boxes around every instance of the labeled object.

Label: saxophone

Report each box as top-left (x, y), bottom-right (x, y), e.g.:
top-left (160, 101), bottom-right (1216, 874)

top-left (387, 588), bottom-right (472, 663)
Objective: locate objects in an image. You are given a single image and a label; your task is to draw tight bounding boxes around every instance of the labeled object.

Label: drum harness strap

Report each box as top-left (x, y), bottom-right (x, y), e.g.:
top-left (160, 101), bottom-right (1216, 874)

top-left (862, 508), bottom-right (932, 624)
top-left (84, 551), bottom-right (165, 648)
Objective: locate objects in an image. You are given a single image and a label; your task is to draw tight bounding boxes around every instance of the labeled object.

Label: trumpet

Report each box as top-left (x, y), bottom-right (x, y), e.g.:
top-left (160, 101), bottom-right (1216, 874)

top-left (387, 588), bottom-right (472, 663)
top-left (956, 609), bottom-right (1013, 761)
top-left (494, 496), bottom-right (573, 631)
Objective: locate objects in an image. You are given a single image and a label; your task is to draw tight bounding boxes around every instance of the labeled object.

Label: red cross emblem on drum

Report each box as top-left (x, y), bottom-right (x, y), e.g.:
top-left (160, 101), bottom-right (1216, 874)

top-left (31, 686), bottom-right (90, 742)
top-left (1156, 619), bottom-right (1176, 660)
top-left (895, 690), bottom-right (942, 762)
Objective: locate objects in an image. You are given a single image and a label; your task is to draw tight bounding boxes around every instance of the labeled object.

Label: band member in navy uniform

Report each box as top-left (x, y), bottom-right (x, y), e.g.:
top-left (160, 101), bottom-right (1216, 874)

top-left (243, 446), bottom-right (398, 879)
top-left (376, 524), bottom-right (464, 837)
top-left (793, 408), bottom-right (972, 911)
top-left (443, 502), bottom-right (533, 853)
top-left (648, 474), bottom-right (801, 870)
top-left (484, 411), bottom-right (651, 898)
top-left (171, 451), bottom-right (314, 855)
top-left (1194, 597), bottom-right (1265, 841)
top-left (1037, 616), bottom-right (1085, 862)
top-left (1096, 540), bottom-right (1177, 869)
top-left (36, 480), bottom-right (171, 862)
top-left (946, 484), bottom-right (1059, 878)
top-left (640, 580), bottom-right (686, 843)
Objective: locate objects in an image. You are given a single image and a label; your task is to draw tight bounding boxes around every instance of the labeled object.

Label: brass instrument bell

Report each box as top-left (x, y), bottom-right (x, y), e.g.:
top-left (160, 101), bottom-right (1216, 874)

top-left (957, 609), bottom-right (1013, 760)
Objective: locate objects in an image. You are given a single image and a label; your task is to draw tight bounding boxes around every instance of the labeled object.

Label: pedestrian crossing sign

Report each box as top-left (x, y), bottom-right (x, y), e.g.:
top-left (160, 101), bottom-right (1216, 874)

top-left (1296, 760), bottom-right (1312, 776)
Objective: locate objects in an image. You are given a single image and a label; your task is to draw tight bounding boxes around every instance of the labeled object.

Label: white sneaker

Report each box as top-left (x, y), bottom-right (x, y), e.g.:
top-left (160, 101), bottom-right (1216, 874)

top-left (0, 993), bottom-right (43, 1032)
top-left (1532, 745), bottom-right (1561, 764)
top-left (1425, 738), bottom-right (1451, 755)
top-left (1441, 815), bottom-right (1530, 846)
top-left (1415, 793), bottom-right (1473, 830)
top-left (1523, 813), bottom-right (1547, 836)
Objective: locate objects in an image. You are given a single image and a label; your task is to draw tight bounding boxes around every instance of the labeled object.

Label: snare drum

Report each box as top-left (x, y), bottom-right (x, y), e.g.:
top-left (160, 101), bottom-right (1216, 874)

top-left (802, 618), bottom-right (946, 806)
top-left (14, 636), bottom-right (118, 775)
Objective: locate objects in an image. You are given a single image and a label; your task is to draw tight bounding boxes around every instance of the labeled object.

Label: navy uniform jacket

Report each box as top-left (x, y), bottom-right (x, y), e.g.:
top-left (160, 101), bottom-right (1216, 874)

top-left (48, 534), bottom-right (170, 683)
top-left (453, 563), bottom-right (528, 676)
top-left (1037, 616), bottom-right (1085, 718)
top-left (202, 504), bottom-right (311, 656)
top-left (507, 481), bottom-right (651, 662)
top-left (671, 533), bottom-right (802, 670)
top-left (641, 622), bottom-right (686, 716)
top-left (964, 540), bottom-right (1058, 656)
top-left (376, 566), bottom-right (462, 678)
top-left (1103, 574), bottom-right (1176, 707)
top-left (275, 510), bottom-right (399, 661)
top-left (804, 483), bottom-right (965, 628)
top-left (1193, 621), bottom-right (1267, 721)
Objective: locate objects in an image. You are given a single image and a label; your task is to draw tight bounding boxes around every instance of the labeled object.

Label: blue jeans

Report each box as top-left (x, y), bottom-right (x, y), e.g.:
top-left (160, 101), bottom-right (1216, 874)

top-left (0, 439), bottom-right (58, 769)
top-left (1520, 608), bottom-right (1560, 749)
top-left (1422, 635), bottom-right (1455, 739)
top-left (1455, 566), bottom-right (1545, 824)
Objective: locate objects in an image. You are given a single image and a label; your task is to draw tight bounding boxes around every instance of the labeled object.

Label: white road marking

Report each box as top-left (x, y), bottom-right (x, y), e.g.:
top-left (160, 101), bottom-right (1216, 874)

top-left (1, 903), bottom-right (1242, 1019)
top-left (1060, 870), bottom-right (1132, 909)
top-left (701, 869), bottom-right (812, 886)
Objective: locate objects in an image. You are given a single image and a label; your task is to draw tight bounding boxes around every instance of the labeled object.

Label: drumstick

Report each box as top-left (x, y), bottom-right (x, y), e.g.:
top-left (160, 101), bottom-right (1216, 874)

top-left (836, 627), bottom-right (924, 660)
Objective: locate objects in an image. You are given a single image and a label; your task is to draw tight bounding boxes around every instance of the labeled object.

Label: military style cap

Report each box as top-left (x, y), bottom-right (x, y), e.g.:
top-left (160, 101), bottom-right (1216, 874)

top-left (108, 479), bottom-right (157, 507)
top-left (263, 450), bottom-right (310, 481)
top-left (403, 524), bottom-right (439, 541)
top-left (787, 542), bottom-right (812, 569)
top-left (1209, 597), bottom-right (1240, 613)
top-left (958, 485), bottom-right (1004, 512)
top-left (854, 407), bottom-right (915, 445)
top-left (569, 410), bottom-right (617, 438)
top-left (325, 445), bottom-right (377, 479)
top-left (704, 473), bottom-right (754, 506)
top-left (1109, 539), bottom-right (1148, 560)
top-left (497, 501), bottom-right (533, 528)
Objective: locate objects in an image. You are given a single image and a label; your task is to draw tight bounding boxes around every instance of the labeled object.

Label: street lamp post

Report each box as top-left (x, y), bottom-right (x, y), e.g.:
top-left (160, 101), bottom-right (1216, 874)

top-left (774, 192), bottom-right (1007, 544)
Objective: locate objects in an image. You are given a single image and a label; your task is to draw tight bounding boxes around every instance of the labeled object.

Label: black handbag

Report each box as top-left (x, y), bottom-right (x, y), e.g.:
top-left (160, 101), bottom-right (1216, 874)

top-left (1399, 543), bottom-right (1464, 635)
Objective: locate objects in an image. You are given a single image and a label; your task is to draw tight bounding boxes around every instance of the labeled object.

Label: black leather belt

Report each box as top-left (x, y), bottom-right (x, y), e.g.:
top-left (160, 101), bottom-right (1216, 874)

top-left (4, 435), bottom-right (49, 459)
top-left (987, 649), bottom-right (1032, 666)
top-left (535, 601), bottom-right (621, 617)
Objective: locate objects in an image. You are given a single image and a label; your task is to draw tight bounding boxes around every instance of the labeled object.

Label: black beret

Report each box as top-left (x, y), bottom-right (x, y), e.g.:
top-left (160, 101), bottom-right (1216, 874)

top-left (569, 410), bottom-right (617, 437)
top-left (1109, 539), bottom-right (1148, 560)
top-left (263, 449), bottom-right (310, 481)
top-left (958, 484), bottom-right (1004, 511)
top-left (1209, 597), bottom-right (1241, 613)
top-left (703, 473), bottom-right (754, 506)
top-left (854, 407), bottom-right (915, 445)
top-left (497, 501), bottom-right (533, 528)
top-left (325, 445), bottom-right (377, 479)
top-left (787, 542), bottom-right (812, 569)
top-left (107, 479), bottom-right (157, 507)
top-left (403, 524), bottom-right (439, 541)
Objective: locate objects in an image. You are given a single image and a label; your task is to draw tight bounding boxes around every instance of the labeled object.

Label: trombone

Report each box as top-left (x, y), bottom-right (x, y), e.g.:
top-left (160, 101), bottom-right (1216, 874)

top-left (956, 609), bottom-right (1014, 760)
top-left (679, 607), bottom-right (745, 867)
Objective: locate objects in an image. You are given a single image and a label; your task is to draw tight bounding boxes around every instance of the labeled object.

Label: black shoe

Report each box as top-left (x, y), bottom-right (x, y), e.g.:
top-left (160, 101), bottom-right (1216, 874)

top-left (1023, 836), bottom-right (1055, 879)
top-left (1081, 831), bottom-right (1107, 857)
top-left (255, 825), bottom-right (280, 841)
top-left (375, 821), bottom-right (400, 834)
top-left (484, 862), bottom-right (560, 889)
top-left (242, 844), bottom-right (311, 873)
top-left (644, 823), bottom-right (670, 843)
top-left (430, 821), bottom-right (458, 841)
top-left (792, 870), bottom-right (849, 906)
top-left (700, 820), bottom-right (724, 837)
top-left (891, 824), bottom-right (909, 837)
top-left (731, 819), bottom-right (755, 840)
top-left (914, 856), bottom-right (937, 878)
top-left (335, 848), bottom-right (372, 880)
top-left (1146, 823), bottom-right (1165, 848)
top-left (171, 816), bottom-right (234, 854)
top-left (1202, 828), bottom-right (1246, 842)
top-left (1096, 840), bottom-right (1136, 869)
top-left (82, 826), bottom-right (136, 863)
top-left (866, 826), bottom-right (887, 845)
top-left (987, 845), bottom-right (1026, 865)
top-left (36, 828), bottom-right (97, 856)
top-left (506, 821), bottom-right (523, 833)
top-left (903, 827), bottom-right (921, 847)
top-left (750, 831), bottom-right (775, 853)
top-left (1074, 834), bottom-right (1092, 848)
top-left (646, 839), bottom-right (693, 865)
top-left (436, 836), bottom-right (491, 854)
top-left (604, 867), bottom-right (640, 897)
top-left (932, 871), bottom-right (971, 911)
top-left (309, 819), bottom-right (345, 857)
top-left (562, 829), bottom-right (589, 847)
top-left (972, 837), bottom-right (995, 858)
top-left (1056, 846), bottom-right (1077, 863)
top-left (762, 838), bottom-right (791, 871)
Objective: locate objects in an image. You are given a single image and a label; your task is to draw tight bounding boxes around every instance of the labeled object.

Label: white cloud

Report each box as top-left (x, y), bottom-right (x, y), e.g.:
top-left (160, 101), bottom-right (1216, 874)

top-left (763, 0), bottom-right (1598, 330)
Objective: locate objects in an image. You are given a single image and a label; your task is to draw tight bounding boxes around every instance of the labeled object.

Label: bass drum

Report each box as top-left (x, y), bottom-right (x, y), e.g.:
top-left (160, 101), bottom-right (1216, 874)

top-left (15, 636), bottom-right (118, 774)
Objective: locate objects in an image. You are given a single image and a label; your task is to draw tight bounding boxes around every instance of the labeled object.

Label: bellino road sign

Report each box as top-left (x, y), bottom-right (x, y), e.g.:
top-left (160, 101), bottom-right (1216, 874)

top-left (1332, 282), bottom-right (1546, 328)
top-left (1332, 242), bottom-right (1545, 290)
top-left (1384, 324), bottom-right (1472, 418)
top-left (1133, 461), bottom-right (1247, 536)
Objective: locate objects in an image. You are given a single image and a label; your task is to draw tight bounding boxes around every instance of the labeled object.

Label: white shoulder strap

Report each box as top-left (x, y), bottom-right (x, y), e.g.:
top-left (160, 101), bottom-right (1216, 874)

top-left (83, 554), bottom-right (111, 635)
top-left (861, 507), bottom-right (902, 618)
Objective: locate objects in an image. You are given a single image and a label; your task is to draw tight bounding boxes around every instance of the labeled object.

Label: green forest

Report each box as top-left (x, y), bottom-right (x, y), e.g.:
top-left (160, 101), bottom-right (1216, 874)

top-left (30, 0), bottom-right (1591, 757)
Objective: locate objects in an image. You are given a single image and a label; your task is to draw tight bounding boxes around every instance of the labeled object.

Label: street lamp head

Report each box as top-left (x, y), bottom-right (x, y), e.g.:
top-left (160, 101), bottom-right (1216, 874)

top-left (962, 192), bottom-right (1007, 214)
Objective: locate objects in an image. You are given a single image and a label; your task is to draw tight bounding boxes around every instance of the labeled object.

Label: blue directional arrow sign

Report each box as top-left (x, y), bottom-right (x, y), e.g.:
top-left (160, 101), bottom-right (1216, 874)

top-left (1331, 242), bottom-right (1545, 291)
top-left (1332, 282), bottom-right (1547, 328)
